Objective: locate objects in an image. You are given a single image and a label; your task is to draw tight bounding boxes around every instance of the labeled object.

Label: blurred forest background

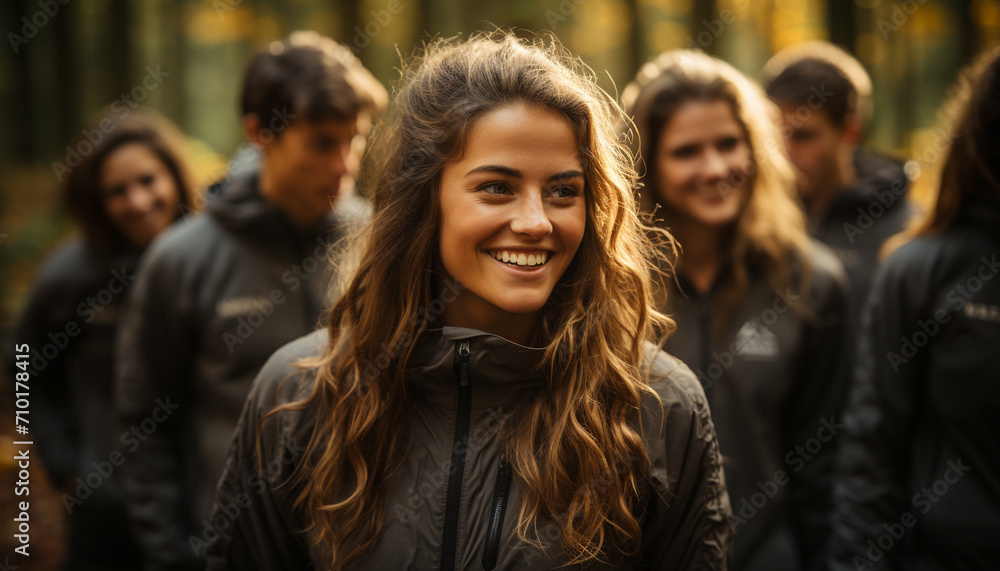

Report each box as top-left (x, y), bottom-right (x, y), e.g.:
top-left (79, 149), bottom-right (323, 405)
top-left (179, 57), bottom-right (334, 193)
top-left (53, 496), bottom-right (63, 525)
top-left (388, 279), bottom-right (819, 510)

top-left (2, 0), bottom-right (1000, 336)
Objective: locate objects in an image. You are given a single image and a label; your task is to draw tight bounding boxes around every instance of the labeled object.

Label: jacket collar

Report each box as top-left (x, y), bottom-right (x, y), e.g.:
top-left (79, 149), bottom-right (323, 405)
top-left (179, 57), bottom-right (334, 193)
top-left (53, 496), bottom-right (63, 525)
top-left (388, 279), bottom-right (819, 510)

top-left (406, 327), bottom-right (547, 398)
top-left (814, 150), bottom-right (909, 230)
top-left (205, 168), bottom-right (344, 241)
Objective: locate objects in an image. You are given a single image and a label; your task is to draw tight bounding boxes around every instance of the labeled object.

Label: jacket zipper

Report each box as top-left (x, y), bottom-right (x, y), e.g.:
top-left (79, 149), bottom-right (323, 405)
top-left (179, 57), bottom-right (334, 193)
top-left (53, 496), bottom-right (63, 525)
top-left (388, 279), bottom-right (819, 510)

top-left (440, 340), bottom-right (472, 571)
top-left (482, 454), bottom-right (512, 570)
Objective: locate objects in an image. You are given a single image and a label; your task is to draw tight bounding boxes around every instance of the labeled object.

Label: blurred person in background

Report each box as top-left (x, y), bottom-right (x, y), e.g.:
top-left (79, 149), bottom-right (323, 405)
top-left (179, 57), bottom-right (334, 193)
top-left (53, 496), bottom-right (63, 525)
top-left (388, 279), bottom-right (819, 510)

top-left (828, 46), bottom-right (1000, 571)
top-left (765, 42), bottom-right (914, 314)
top-left (7, 108), bottom-right (197, 570)
top-left (207, 32), bottom-right (733, 569)
top-left (114, 31), bottom-right (386, 570)
top-left (623, 50), bottom-right (850, 571)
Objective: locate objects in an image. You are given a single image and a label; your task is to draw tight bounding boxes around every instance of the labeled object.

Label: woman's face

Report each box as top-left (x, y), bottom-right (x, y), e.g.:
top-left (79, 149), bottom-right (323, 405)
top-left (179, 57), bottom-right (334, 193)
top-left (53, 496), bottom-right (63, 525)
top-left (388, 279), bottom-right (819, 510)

top-left (437, 103), bottom-right (587, 338)
top-left (100, 142), bottom-right (181, 250)
top-left (654, 99), bottom-right (752, 227)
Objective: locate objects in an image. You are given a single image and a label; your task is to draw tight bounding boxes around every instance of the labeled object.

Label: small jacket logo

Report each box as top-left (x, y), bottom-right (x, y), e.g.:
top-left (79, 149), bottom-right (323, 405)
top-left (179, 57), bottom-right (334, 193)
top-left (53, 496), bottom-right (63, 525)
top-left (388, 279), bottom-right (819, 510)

top-left (963, 302), bottom-right (1000, 324)
top-left (216, 296), bottom-right (274, 319)
top-left (733, 320), bottom-right (779, 359)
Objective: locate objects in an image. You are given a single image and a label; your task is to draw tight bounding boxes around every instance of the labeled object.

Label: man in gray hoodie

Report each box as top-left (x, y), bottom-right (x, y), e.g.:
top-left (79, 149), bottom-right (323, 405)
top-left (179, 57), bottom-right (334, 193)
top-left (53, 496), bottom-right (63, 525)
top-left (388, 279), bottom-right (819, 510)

top-left (114, 31), bottom-right (386, 570)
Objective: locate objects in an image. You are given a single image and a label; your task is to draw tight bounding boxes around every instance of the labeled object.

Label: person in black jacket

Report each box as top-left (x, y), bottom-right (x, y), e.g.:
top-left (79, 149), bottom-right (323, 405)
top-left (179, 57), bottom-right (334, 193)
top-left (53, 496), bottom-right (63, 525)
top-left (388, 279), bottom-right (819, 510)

top-left (764, 42), bottom-right (915, 314)
top-left (827, 46), bottom-right (1000, 571)
top-left (206, 32), bottom-right (734, 570)
top-left (622, 50), bottom-right (851, 571)
top-left (114, 31), bottom-right (386, 570)
top-left (9, 108), bottom-right (197, 570)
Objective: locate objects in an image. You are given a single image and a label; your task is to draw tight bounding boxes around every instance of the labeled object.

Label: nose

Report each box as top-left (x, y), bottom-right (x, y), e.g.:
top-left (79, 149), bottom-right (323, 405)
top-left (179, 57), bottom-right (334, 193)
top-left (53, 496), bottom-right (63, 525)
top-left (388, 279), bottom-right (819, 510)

top-left (124, 184), bottom-right (155, 214)
top-left (330, 141), bottom-right (354, 179)
top-left (702, 148), bottom-right (731, 184)
top-left (509, 191), bottom-right (553, 238)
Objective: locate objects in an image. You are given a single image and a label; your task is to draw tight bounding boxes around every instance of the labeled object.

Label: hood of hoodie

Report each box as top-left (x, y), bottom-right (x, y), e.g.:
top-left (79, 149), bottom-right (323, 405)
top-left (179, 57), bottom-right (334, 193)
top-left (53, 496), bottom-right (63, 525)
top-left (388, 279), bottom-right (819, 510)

top-left (814, 150), bottom-right (910, 230)
top-left (205, 168), bottom-right (368, 241)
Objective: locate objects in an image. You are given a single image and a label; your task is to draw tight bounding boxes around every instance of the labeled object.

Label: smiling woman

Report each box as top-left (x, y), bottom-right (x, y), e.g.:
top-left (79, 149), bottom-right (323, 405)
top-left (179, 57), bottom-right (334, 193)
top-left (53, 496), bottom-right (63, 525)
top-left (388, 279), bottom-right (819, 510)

top-left (9, 108), bottom-right (196, 571)
top-left (208, 32), bottom-right (734, 570)
top-left (623, 50), bottom-right (852, 571)
top-left (437, 103), bottom-right (587, 344)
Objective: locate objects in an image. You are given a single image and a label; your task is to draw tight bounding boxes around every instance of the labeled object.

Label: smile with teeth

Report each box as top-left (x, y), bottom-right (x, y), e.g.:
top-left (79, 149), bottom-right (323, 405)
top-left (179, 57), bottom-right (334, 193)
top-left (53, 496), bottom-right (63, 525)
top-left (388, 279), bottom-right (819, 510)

top-left (487, 249), bottom-right (550, 268)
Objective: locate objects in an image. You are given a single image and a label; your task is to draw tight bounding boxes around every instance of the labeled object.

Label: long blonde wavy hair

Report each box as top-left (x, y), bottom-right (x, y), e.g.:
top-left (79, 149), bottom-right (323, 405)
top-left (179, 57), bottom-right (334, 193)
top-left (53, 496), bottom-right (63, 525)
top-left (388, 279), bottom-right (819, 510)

top-left (267, 32), bottom-right (676, 568)
top-left (622, 50), bottom-right (814, 331)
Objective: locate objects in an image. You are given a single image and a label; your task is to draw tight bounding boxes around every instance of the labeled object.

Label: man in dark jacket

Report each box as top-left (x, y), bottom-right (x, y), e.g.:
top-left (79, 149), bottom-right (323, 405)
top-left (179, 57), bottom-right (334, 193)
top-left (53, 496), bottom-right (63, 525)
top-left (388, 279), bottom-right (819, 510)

top-left (114, 31), bottom-right (386, 570)
top-left (765, 42), bottom-right (915, 313)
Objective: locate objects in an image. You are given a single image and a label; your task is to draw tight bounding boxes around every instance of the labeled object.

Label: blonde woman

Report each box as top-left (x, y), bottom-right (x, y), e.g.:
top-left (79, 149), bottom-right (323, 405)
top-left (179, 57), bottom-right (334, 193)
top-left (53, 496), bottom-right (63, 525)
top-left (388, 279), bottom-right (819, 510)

top-left (203, 33), bottom-right (733, 569)
top-left (623, 50), bottom-right (850, 571)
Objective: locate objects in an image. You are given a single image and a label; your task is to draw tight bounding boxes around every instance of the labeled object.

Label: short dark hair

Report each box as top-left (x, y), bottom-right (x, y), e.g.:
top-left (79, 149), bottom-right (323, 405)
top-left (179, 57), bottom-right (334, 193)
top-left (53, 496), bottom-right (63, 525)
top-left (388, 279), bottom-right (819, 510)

top-left (764, 42), bottom-right (871, 128)
top-left (240, 31), bottom-right (387, 134)
top-left (63, 108), bottom-right (196, 253)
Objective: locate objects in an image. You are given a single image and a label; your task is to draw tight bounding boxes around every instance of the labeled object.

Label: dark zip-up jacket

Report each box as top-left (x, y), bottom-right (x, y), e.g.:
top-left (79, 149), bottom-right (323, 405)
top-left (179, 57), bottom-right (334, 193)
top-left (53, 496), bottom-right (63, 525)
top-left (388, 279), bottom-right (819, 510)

top-left (810, 150), bottom-right (913, 317)
top-left (662, 241), bottom-right (850, 571)
top-left (9, 239), bottom-right (144, 569)
top-left (115, 171), bottom-right (369, 570)
top-left (206, 327), bottom-right (734, 569)
top-left (827, 190), bottom-right (1000, 571)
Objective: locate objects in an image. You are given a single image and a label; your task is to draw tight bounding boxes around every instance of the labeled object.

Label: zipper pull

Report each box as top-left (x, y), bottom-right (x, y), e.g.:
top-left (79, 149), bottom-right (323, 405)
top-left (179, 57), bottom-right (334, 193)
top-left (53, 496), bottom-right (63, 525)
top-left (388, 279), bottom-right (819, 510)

top-left (458, 341), bottom-right (470, 387)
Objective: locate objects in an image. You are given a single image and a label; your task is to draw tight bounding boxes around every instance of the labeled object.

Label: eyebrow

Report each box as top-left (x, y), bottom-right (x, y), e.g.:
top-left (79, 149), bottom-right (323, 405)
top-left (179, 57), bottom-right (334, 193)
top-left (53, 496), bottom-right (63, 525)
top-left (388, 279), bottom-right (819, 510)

top-left (465, 165), bottom-right (585, 181)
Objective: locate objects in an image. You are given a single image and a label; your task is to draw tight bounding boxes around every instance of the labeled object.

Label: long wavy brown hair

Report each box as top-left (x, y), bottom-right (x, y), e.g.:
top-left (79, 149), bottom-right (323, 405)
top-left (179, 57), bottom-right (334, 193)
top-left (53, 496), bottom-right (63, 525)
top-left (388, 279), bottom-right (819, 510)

top-left (622, 50), bottom-right (814, 332)
top-left (886, 45), bottom-right (1000, 255)
top-left (267, 32), bottom-right (676, 567)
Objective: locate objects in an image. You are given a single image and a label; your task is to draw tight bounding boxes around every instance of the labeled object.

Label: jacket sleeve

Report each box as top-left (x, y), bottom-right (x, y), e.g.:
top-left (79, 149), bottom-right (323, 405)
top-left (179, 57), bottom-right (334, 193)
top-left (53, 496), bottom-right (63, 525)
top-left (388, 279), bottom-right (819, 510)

top-left (826, 251), bottom-right (925, 571)
top-left (782, 255), bottom-right (852, 571)
top-left (640, 359), bottom-right (734, 570)
top-left (10, 267), bottom-right (79, 485)
top-left (205, 352), bottom-right (313, 570)
top-left (115, 245), bottom-right (201, 571)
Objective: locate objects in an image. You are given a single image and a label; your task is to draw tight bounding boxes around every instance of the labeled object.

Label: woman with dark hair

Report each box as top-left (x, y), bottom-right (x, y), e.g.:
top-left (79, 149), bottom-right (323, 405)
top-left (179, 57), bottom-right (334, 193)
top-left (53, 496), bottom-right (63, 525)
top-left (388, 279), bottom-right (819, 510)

top-left (622, 51), bottom-right (850, 571)
top-left (10, 108), bottom-right (195, 569)
top-left (207, 32), bottom-right (733, 569)
top-left (827, 47), bottom-right (1000, 571)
